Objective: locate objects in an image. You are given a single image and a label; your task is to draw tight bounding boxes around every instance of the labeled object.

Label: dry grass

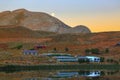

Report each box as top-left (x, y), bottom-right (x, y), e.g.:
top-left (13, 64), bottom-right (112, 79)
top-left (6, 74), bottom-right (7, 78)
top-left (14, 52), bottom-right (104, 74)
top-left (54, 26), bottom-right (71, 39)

top-left (0, 30), bottom-right (120, 64)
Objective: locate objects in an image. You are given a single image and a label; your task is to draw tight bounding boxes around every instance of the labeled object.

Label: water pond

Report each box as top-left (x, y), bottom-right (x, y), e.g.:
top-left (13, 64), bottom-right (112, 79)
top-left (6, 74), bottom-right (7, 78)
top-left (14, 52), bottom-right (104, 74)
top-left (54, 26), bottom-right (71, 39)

top-left (0, 70), bottom-right (120, 80)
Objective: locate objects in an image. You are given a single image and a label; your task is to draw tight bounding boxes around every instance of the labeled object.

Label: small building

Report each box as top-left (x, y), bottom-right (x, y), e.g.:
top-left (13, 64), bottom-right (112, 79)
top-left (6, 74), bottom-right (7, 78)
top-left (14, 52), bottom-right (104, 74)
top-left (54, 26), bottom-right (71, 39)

top-left (77, 56), bottom-right (100, 62)
top-left (23, 50), bottom-right (38, 56)
top-left (54, 56), bottom-right (78, 62)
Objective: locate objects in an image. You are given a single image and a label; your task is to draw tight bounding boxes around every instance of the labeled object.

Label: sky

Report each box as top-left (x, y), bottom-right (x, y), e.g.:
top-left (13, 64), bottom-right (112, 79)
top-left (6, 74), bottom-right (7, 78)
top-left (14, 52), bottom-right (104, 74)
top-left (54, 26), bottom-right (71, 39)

top-left (0, 0), bottom-right (120, 32)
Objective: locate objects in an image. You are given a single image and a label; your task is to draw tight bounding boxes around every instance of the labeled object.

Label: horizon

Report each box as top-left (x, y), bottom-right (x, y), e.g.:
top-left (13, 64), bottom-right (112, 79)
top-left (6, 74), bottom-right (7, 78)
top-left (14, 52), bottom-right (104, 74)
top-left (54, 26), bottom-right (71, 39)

top-left (0, 0), bottom-right (120, 32)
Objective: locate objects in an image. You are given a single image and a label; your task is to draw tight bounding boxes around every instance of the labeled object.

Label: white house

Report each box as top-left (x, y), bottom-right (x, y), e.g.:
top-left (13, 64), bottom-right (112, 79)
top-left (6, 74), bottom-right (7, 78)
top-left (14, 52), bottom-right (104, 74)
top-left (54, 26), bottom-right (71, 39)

top-left (77, 56), bottom-right (100, 62)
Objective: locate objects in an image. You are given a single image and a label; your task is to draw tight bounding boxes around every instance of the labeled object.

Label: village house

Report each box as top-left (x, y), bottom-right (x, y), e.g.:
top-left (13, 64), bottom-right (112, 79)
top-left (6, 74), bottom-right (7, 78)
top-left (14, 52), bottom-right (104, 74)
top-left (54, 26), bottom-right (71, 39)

top-left (54, 56), bottom-right (78, 62)
top-left (23, 50), bottom-right (38, 56)
top-left (77, 56), bottom-right (100, 62)
top-left (40, 53), bottom-right (77, 62)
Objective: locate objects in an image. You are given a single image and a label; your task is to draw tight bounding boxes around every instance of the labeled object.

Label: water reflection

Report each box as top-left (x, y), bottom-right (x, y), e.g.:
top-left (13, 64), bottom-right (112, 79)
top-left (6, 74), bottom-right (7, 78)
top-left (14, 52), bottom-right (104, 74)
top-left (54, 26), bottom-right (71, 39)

top-left (23, 70), bottom-right (119, 80)
top-left (53, 71), bottom-right (79, 78)
top-left (79, 71), bottom-right (101, 77)
top-left (0, 70), bottom-right (119, 80)
top-left (24, 78), bottom-right (39, 80)
top-left (52, 71), bottom-right (101, 78)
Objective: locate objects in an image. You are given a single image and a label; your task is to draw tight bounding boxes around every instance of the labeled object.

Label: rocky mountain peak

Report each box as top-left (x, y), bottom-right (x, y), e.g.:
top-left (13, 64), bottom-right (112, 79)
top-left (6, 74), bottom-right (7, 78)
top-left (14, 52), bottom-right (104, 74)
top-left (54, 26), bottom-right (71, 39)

top-left (12, 8), bottom-right (28, 13)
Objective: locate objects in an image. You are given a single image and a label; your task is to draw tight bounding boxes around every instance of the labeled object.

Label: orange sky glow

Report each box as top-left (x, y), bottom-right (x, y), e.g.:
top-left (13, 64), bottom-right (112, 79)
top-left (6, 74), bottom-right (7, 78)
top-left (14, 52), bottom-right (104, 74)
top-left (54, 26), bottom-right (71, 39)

top-left (0, 0), bottom-right (120, 32)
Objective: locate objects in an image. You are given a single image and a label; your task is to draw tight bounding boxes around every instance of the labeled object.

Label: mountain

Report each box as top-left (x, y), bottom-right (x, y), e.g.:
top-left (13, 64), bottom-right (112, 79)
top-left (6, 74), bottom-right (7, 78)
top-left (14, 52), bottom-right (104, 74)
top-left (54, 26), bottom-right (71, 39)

top-left (0, 26), bottom-right (38, 38)
top-left (0, 9), bottom-right (91, 34)
top-left (0, 26), bottom-right (57, 38)
top-left (65, 25), bottom-right (91, 33)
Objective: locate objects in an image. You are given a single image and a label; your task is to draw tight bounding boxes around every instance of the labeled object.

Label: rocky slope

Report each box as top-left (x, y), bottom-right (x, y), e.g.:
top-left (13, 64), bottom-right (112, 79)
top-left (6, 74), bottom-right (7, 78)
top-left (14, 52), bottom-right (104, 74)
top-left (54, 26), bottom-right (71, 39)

top-left (65, 25), bottom-right (91, 33)
top-left (0, 9), bottom-right (91, 33)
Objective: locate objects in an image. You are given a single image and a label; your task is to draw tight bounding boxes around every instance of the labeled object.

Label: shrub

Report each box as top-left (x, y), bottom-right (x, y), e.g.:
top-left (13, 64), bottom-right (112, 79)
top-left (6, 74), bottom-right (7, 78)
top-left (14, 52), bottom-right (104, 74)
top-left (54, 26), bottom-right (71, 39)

top-left (12, 44), bottom-right (23, 49)
top-left (91, 48), bottom-right (100, 54)
top-left (105, 48), bottom-right (109, 53)
top-left (53, 48), bottom-right (57, 52)
top-left (65, 48), bottom-right (69, 52)
top-left (107, 59), bottom-right (113, 63)
top-left (100, 57), bottom-right (105, 62)
top-left (85, 49), bottom-right (91, 54)
top-left (78, 58), bottom-right (90, 63)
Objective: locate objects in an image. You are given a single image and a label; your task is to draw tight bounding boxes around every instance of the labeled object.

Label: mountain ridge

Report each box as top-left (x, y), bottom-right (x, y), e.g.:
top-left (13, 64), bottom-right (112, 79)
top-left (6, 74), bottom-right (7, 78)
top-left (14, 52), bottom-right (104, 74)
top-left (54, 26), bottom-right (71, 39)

top-left (0, 9), bottom-right (91, 34)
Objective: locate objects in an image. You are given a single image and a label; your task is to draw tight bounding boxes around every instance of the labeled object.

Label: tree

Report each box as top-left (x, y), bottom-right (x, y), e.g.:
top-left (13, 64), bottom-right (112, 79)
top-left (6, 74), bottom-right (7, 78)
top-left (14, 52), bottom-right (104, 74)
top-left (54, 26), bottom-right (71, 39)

top-left (16, 45), bottom-right (23, 49)
top-left (100, 57), bottom-right (105, 62)
top-left (91, 48), bottom-right (100, 54)
top-left (12, 44), bottom-right (23, 49)
top-left (78, 58), bottom-right (90, 63)
top-left (53, 48), bottom-right (57, 52)
top-left (85, 49), bottom-right (91, 54)
top-left (105, 48), bottom-right (109, 53)
top-left (65, 48), bottom-right (69, 52)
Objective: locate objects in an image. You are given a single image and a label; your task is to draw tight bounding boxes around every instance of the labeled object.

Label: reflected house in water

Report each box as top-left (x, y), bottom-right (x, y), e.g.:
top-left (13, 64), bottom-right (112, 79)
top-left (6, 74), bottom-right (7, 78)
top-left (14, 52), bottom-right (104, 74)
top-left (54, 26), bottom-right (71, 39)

top-left (23, 78), bottom-right (41, 80)
top-left (77, 56), bottom-right (100, 62)
top-left (54, 71), bottom-right (79, 78)
top-left (53, 71), bottom-right (101, 78)
top-left (78, 71), bottom-right (101, 77)
top-left (22, 70), bottom-right (119, 80)
top-left (23, 50), bottom-right (38, 56)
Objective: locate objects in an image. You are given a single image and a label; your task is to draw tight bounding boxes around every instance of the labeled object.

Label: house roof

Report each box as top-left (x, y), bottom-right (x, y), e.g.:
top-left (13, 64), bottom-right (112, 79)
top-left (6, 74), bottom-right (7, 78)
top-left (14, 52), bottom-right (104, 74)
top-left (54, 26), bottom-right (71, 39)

top-left (86, 56), bottom-right (100, 59)
top-left (77, 56), bottom-right (100, 59)
top-left (57, 58), bottom-right (78, 62)
top-left (54, 56), bottom-right (75, 59)
top-left (41, 53), bottom-right (71, 56)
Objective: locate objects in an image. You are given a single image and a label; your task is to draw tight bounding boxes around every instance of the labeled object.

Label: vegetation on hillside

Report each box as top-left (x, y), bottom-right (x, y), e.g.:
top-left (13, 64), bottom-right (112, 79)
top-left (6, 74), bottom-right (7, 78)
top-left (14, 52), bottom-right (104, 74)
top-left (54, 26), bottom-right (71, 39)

top-left (0, 29), bottom-right (120, 65)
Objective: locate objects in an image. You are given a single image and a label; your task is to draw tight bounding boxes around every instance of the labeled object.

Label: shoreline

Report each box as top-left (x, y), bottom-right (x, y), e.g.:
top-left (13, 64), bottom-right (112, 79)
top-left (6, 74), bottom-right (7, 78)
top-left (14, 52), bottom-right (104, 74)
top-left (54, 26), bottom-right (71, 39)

top-left (0, 64), bottom-right (120, 73)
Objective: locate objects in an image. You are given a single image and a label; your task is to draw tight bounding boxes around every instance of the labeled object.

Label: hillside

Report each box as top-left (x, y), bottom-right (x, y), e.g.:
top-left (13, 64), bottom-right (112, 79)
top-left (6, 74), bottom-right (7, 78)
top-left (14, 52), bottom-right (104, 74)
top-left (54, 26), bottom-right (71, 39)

top-left (0, 26), bottom-right (56, 38)
top-left (0, 26), bottom-right (54, 43)
top-left (0, 31), bottom-right (120, 65)
top-left (0, 27), bottom-right (120, 46)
